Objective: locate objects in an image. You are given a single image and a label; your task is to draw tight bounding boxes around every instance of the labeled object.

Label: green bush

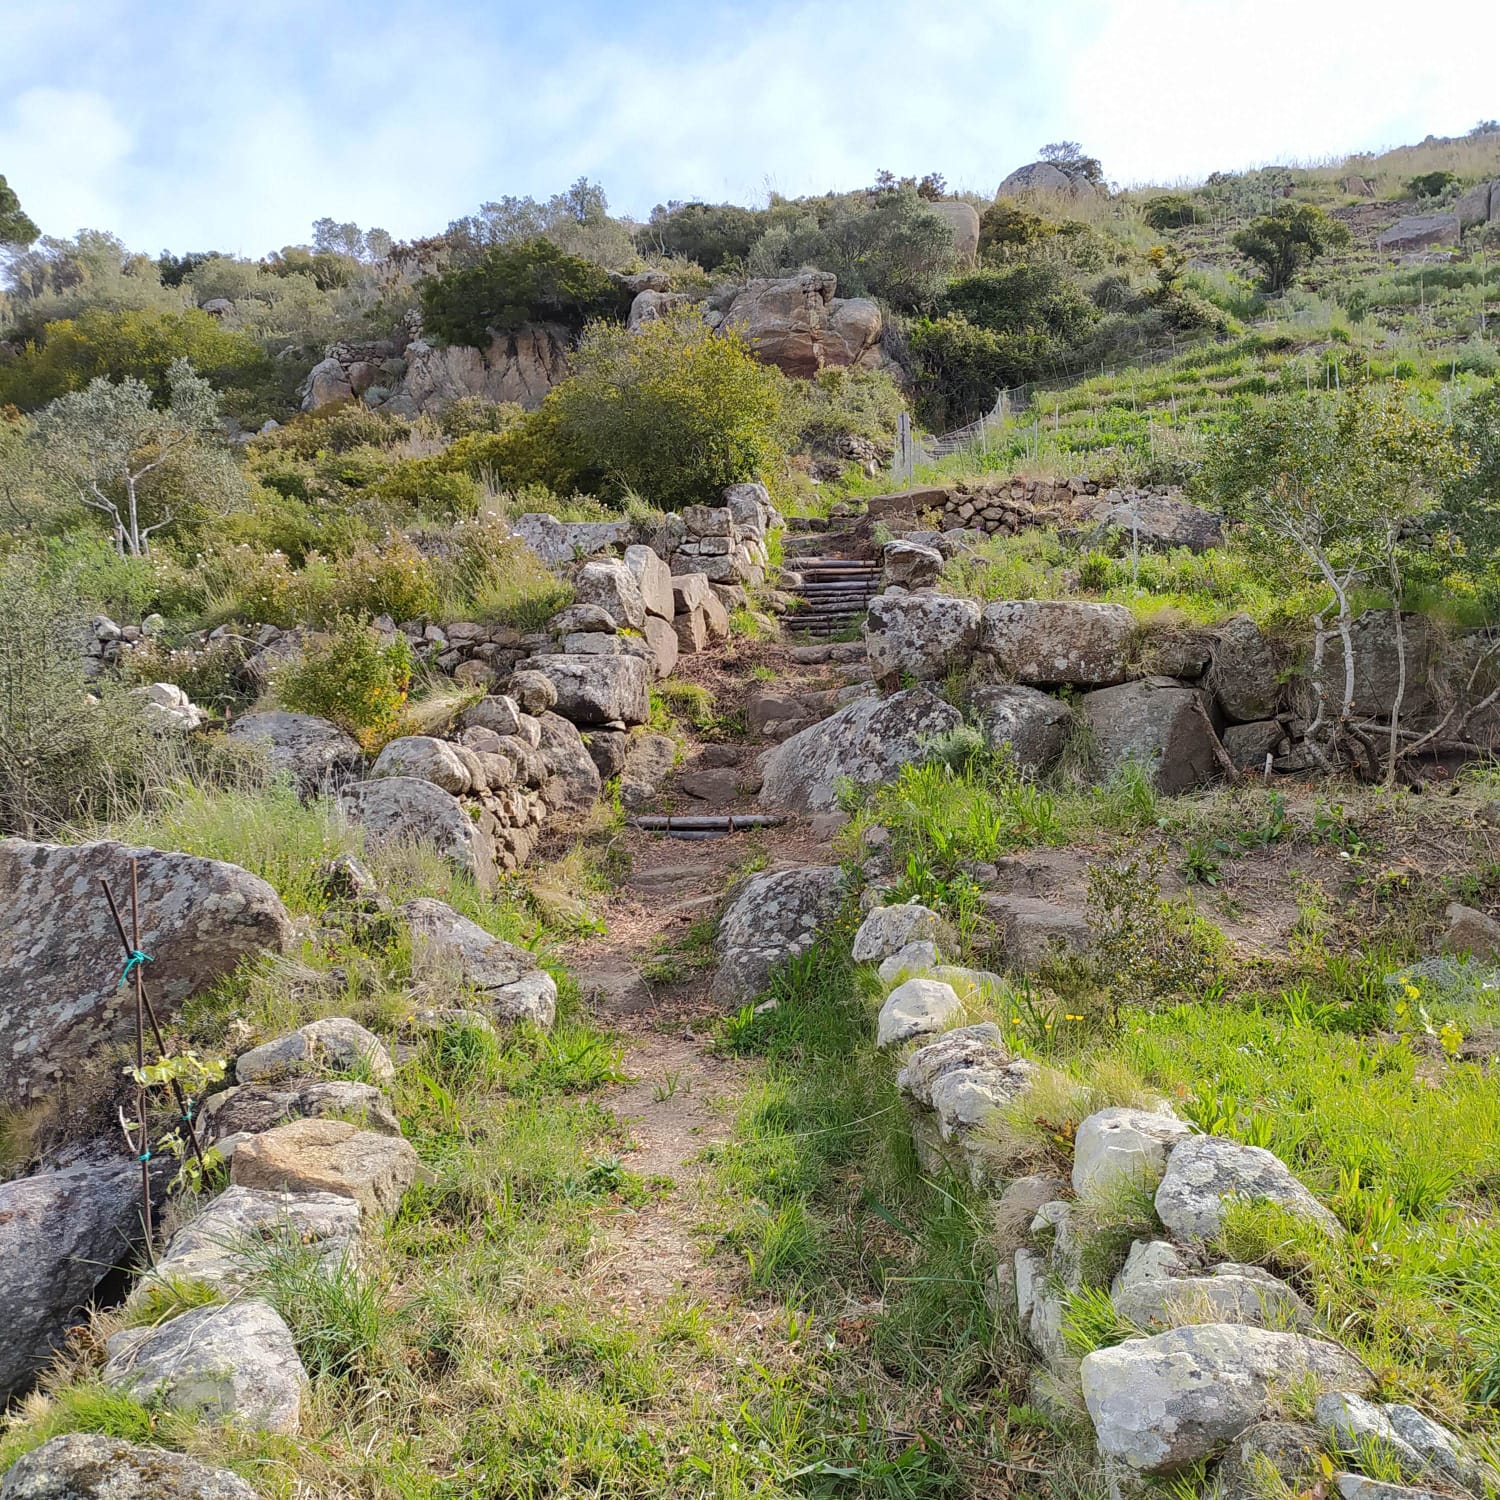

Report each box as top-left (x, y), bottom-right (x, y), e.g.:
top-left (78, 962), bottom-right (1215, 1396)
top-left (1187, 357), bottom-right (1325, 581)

top-left (645, 201), bottom-right (766, 270)
top-left (275, 615), bottom-right (413, 750)
top-left (418, 238), bottom-right (628, 347)
top-left (789, 366), bottom-right (905, 453)
top-left (940, 262), bottom-right (1097, 344)
top-left (296, 537), bottom-right (441, 624)
top-left (908, 315), bottom-right (1056, 427)
top-left (1232, 203), bottom-right (1351, 293)
top-left (1141, 192), bottom-right (1203, 229)
top-left (548, 310), bottom-right (789, 509)
top-left (1408, 171), bottom-right (1456, 200)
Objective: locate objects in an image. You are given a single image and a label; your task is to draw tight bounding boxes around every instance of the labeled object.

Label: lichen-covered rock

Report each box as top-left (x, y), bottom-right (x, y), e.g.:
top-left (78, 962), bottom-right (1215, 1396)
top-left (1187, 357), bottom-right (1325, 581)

top-left (230, 1118), bottom-right (420, 1221)
top-left (981, 894), bottom-right (1091, 971)
top-left (340, 776), bottom-right (492, 885)
top-left (1208, 614), bottom-right (1280, 722)
top-left (877, 977), bottom-right (963, 1048)
top-left (1072, 1107), bottom-right (1191, 1199)
top-left (877, 941), bottom-right (940, 983)
top-left (624, 545), bottom-right (675, 621)
top-left (525, 654), bottom-right (651, 727)
top-left (1223, 719), bottom-right (1286, 771)
top-left (851, 903), bottom-right (948, 963)
top-left (713, 865), bottom-right (845, 1003)
top-left (510, 669), bottom-right (559, 716)
top-left (103, 1299), bottom-right (306, 1434)
top-left (979, 600), bottom-right (1134, 686)
top-left (371, 735), bottom-right (473, 794)
top-left (1215, 1422), bottom-right (1326, 1500)
top-left (1081, 679), bottom-right (1222, 793)
top-left (131, 1186), bottom-right (360, 1303)
top-left (401, 897), bottom-right (555, 1026)
top-left (0, 1433), bottom-right (258, 1499)
top-left (1081, 1324), bottom-right (1372, 1473)
top-left (0, 1160), bottom-right (141, 1401)
top-left (235, 1017), bottom-right (395, 1087)
top-left (1332, 1477), bottom-right (1445, 1500)
top-left (0, 839), bottom-right (292, 1108)
top-left (200, 1079), bottom-right (400, 1147)
top-left (1156, 1136), bottom-right (1343, 1244)
top-left (758, 689), bottom-right (962, 813)
top-left (969, 683), bottom-right (1072, 773)
top-left (511, 512), bottom-right (636, 566)
top-left (1314, 1392), bottom-right (1425, 1473)
top-left (1111, 1240), bottom-right (1309, 1331)
top-left (882, 540), bottom-right (944, 589)
top-left (227, 711), bottom-right (363, 793)
top-left (719, 272), bottom-right (882, 377)
top-left (864, 592), bottom-right (981, 682)
top-left (535, 710), bottom-right (604, 817)
top-left (574, 558), bottom-right (648, 632)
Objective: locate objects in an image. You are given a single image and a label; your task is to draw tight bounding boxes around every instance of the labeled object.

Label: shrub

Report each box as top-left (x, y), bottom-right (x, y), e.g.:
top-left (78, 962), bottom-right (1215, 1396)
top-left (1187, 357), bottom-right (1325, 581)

top-left (645, 201), bottom-right (766, 270)
top-left (369, 456), bottom-right (480, 520)
top-left (907, 315), bottom-right (1057, 427)
top-left (940, 262), bottom-right (1097, 344)
top-left (436, 528), bottom-right (573, 628)
top-left (296, 537), bottom-right (441, 625)
top-left (1141, 193), bottom-right (1203, 229)
top-left (788, 365), bottom-right (905, 453)
top-left (274, 615), bottom-right (413, 750)
top-left (1231, 203), bottom-right (1351, 293)
top-left (550, 310), bottom-right (789, 509)
top-left (418, 238), bottom-right (628, 347)
top-left (1408, 171), bottom-right (1456, 200)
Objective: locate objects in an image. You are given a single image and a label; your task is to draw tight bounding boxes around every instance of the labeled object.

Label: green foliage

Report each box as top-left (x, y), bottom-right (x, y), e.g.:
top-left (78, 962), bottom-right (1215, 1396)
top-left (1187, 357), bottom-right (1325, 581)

top-left (418, 237), bottom-right (627, 347)
top-left (644, 200), bottom-right (765, 270)
top-left (941, 262), bottom-right (1097, 342)
top-left (274, 615), bottom-right (413, 750)
top-left (788, 365), bottom-right (904, 454)
top-left (549, 310), bottom-right (789, 509)
top-left (0, 172), bottom-right (39, 248)
top-left (908, 315), bottom-right (1056, 426)
top-left (1141, 192), bottom-right (1203, 229)
top-left (1408, 170), bottom-right (1457, 200)
top-left (1231, 202), bottom-right (1351, 293)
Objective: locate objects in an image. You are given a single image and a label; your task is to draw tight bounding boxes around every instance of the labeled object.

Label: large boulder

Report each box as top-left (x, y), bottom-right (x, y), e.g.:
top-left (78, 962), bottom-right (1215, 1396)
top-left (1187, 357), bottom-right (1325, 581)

top-left (102, 1300), bottom-right (306, 1434)
top-left (1208, 614), bottom-right (1280, 722)
top-left (1072, 1106), bottom-right (1192, 1199)
top-left (851, 903), bottom-right (948, 963)
top-left (0, 840), bottom-right (293, 1107)
top-left (574, 558), bottom-right (648, 632)
top-left (510, 512), bottom-right (636, 567)
top-left (0, 1433), bottom-right (258, 1499)
top-left (227, 711), bottom-right (363, 793)
top-left (0, 1160), bottom-right (142, 1401)
top-left (401, 896), bottom-right (556, 1026)
top-left (525, 654), bottom-right (651, 727)
top-left (339, 776), bottom-right (492, 885)
top-left (1344, 610), bottom-right (1436, 718)
top-left (230, 1118), bottom-right (420, 1221)
top-left (927, 200), bottom-right (981, 263)
top-left (969, 683), bottom-right (1072, 773)
top-left (876, 977), bottom-right (964, 1048)
top-left (370, 735), bottom-right (473, 794)
top-left (385, 328), bottom-right (569, 416)
top-left (302, 355), bottom-right (353, 411)
top-left (1155, 1135), bottom-right (1343, 1244)
top-left (1081, 679), bottom-right (1222, 793)
top-left (713, 865), bottom-right (845, 1003)
top-left (624, 545), bottom-right (675, 621)
top-left (535, 710), bottom-right (604, 815)
top-left (979, 600), bottom-right (1134, 686)
top-left (882, 540), bottom-right (944, 589)
top-left (758, 689), bottom-right (962, 813)
top-left (719, 272), bottom-right (883, 377)
top-left (864, 593), bottom-right (981, 682)
top-left (1084, 490), bottom-right (1223, 553)
top-left (1082, 1324), bottom-right (1372, 1473)
top-left (1377, 214), bottom-right (1458, 253)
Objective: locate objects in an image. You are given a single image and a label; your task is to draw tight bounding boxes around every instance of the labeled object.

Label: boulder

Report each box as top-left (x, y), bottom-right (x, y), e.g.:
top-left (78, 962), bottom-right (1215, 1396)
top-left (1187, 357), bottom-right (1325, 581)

top-left (1338, 610), bottom-right (1437, 718)
top-left (1383, 1403), bottom-right (1482, 1488)
top-left (386, 329), bottom-right (569, 416)
top-left (371, 735), bottom-right (472, 794)
top-left (1086, 491), bottom-right (1223, 553)
top-left (584, 728), bottom-right (630, 778)
top-left (618, 730), bottom-right (678, 810)
top-left (526, 654), bottom-right (651, 727)
top-left (1315, 1392), bottom-right (1425, 1473)
top-left (624, 545), bottom-right (675, 621)
top-left (137, 682), bottom-right (205, 731)
top-left (574, 559), bottom-right (648, 632)
top-left (1377, 214), bottom-right (1458, 253)
top-left (979, 600), bottom-right (1134, 686)
top-left (1215, 1422), bottom-right (1327, 1500)
top-left (460, 694), bottom-right (524, 737)
top-left (882, 540), bottom-right (944, 589)
top-left (672, 607), bottom-right (709, 654)
top-left (510, 668), bottom-right (559, 716)
top-left (0, 1160), bottom-right (142, 1401)
top-left (1440, 900), bottom-right (1500, 960)
top-left (0, 1433), bottom-right (258, 1499)
top-left (969, 683), bottom-right (1071, 773)
top-left (401, 896), bottom-right (556, 1026)
top-left (1081, 680), bottom-right (1222, 793)
top-left (720, 272), bottom-right (883, 377)
top-left (1081, 1324), bottom-right (1372, 1473)
top-left (302, 355), bottom-right (353, 411)
top-left (535, 710), bottom-right (604, 815)
top-left (877, 940), bottom-right (940, 982)
top-left (510, 512), bottom-right (635, 568)
top-left (998, 160), bottom-right (1099, 197)
top-left (236, 1016), bottom-right (394, 1087)
top-left (864, 592), bottom-right (981, 682)
top-left (1155, 1135), bottom-right (1343, 1244)
top-left (877, 977), bottom-right (964, 1048)
top-left (1333, 1478), bottom-right (1445, 1500)
top-left (926, 200), bottom-right (981, 263)
top-left (1072, 1106), bottom-right (1192, 1199)
top-left (340, 776), bottom-right (492, 885)
top-left (131, 1186), bottom-right (360, 1302)
top-left (0, 840), bottom-right (292, 1107)
top-left (103, 1300), bottom-right (306, 1434)
top-left (230, 1117), bottom-right (420, 1221)
top-left (981, 894), bottom-right (1091, 971)
top-left (550, 604), bottom-right (618, 636)
top-left (1209, 614), bottom-right (1280, 722)
top-left (227, 711), bottom-right (363, 793)
top-left (851, 903), bottom-right (948, 963)
top-left (758, 689), bottom-right (962, 813)
top-left (201, 1079), bottom-right (399, 1146)
top-left (1456, 180), bottom-right (1495, 232)
top-left (1223, 719), bottom-right (1286, 772)
top-left (1111, 1240), bottom-right (1309, 1331)
top-left (713, 865), bottom-right (845, 1003)
top-left (642, 615), bottom-right (680, 679)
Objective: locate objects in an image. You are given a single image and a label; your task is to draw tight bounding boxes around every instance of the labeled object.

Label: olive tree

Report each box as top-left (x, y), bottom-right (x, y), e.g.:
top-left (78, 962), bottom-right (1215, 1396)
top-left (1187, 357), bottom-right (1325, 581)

top-left (28, 358), bottom-right (245, 556)
top-left (1205, 387), bottom-right (1470, 781)
top-left (1231, 202), bottom-right (1350, 293)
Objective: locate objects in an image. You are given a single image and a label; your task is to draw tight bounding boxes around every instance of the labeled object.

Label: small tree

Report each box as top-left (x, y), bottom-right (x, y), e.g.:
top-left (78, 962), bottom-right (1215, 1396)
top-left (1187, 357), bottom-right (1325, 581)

top-left (1204, 388), bottom-right (1469, 780)
top-left (1038, 142), bottom-right (1105, 186)
top-left (29, 359), bottom-right (246, 556)
top-left (1231, 202), bottom-right (1349, 292)
top-left (0, 172), bottom-right (39, 247)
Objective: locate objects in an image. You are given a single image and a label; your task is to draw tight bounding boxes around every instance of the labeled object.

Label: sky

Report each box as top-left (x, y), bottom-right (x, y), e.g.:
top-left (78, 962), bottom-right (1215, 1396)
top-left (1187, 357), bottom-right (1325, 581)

top-left (1, 0), bottom-right (1496, 257)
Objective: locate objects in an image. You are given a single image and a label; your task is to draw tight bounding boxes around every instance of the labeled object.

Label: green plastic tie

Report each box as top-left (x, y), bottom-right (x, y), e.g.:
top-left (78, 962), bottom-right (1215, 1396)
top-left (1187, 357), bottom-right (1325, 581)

top-left (118, 949), bottom-right (153, 990)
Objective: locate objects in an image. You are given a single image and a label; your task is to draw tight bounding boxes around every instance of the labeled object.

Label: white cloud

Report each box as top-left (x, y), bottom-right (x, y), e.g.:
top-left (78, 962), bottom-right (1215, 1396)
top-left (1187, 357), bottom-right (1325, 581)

top-left (0, 87), bottom-right (133, 236)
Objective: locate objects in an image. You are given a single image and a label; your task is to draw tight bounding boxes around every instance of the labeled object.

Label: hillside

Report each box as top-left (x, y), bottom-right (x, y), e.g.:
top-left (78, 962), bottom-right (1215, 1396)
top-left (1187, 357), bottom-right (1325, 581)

top-left (1, 125), bottom-right (1500, 1500)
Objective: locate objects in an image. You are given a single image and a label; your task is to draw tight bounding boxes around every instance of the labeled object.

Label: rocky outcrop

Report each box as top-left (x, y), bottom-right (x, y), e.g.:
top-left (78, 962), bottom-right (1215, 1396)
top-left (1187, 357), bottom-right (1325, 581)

top-left (340, 775), bottom-right (494, 885)
top-left (0, 1159), bottom-right (142, 1401)
top-left (759, 689), bottom-right (962, 813)
top-left (719, 272), bottom-right (883, 377)
top-left (927, 200), bottom-right (981, 263)
top-left (228, 711), bottom-right (363, 794)
top-left (876, 977), bottom-right (964, 1048)
top-left (864, 592), bottom-right (981, 683)
top-left (379, 327), bottom-right (570, 415)
top-left (235, 1016), bottom-right (395, 1087)
top-left (1377, 214), bottom-right (1459, 253)
top-left (0, 839), bottom-right (293, 1108)
top-left (998, 160), bottom-right (1101, 198)
top-left (0, 1433), bottom-right (258, 1499)
top-left (713, 865), bottom-right (846, 1003)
